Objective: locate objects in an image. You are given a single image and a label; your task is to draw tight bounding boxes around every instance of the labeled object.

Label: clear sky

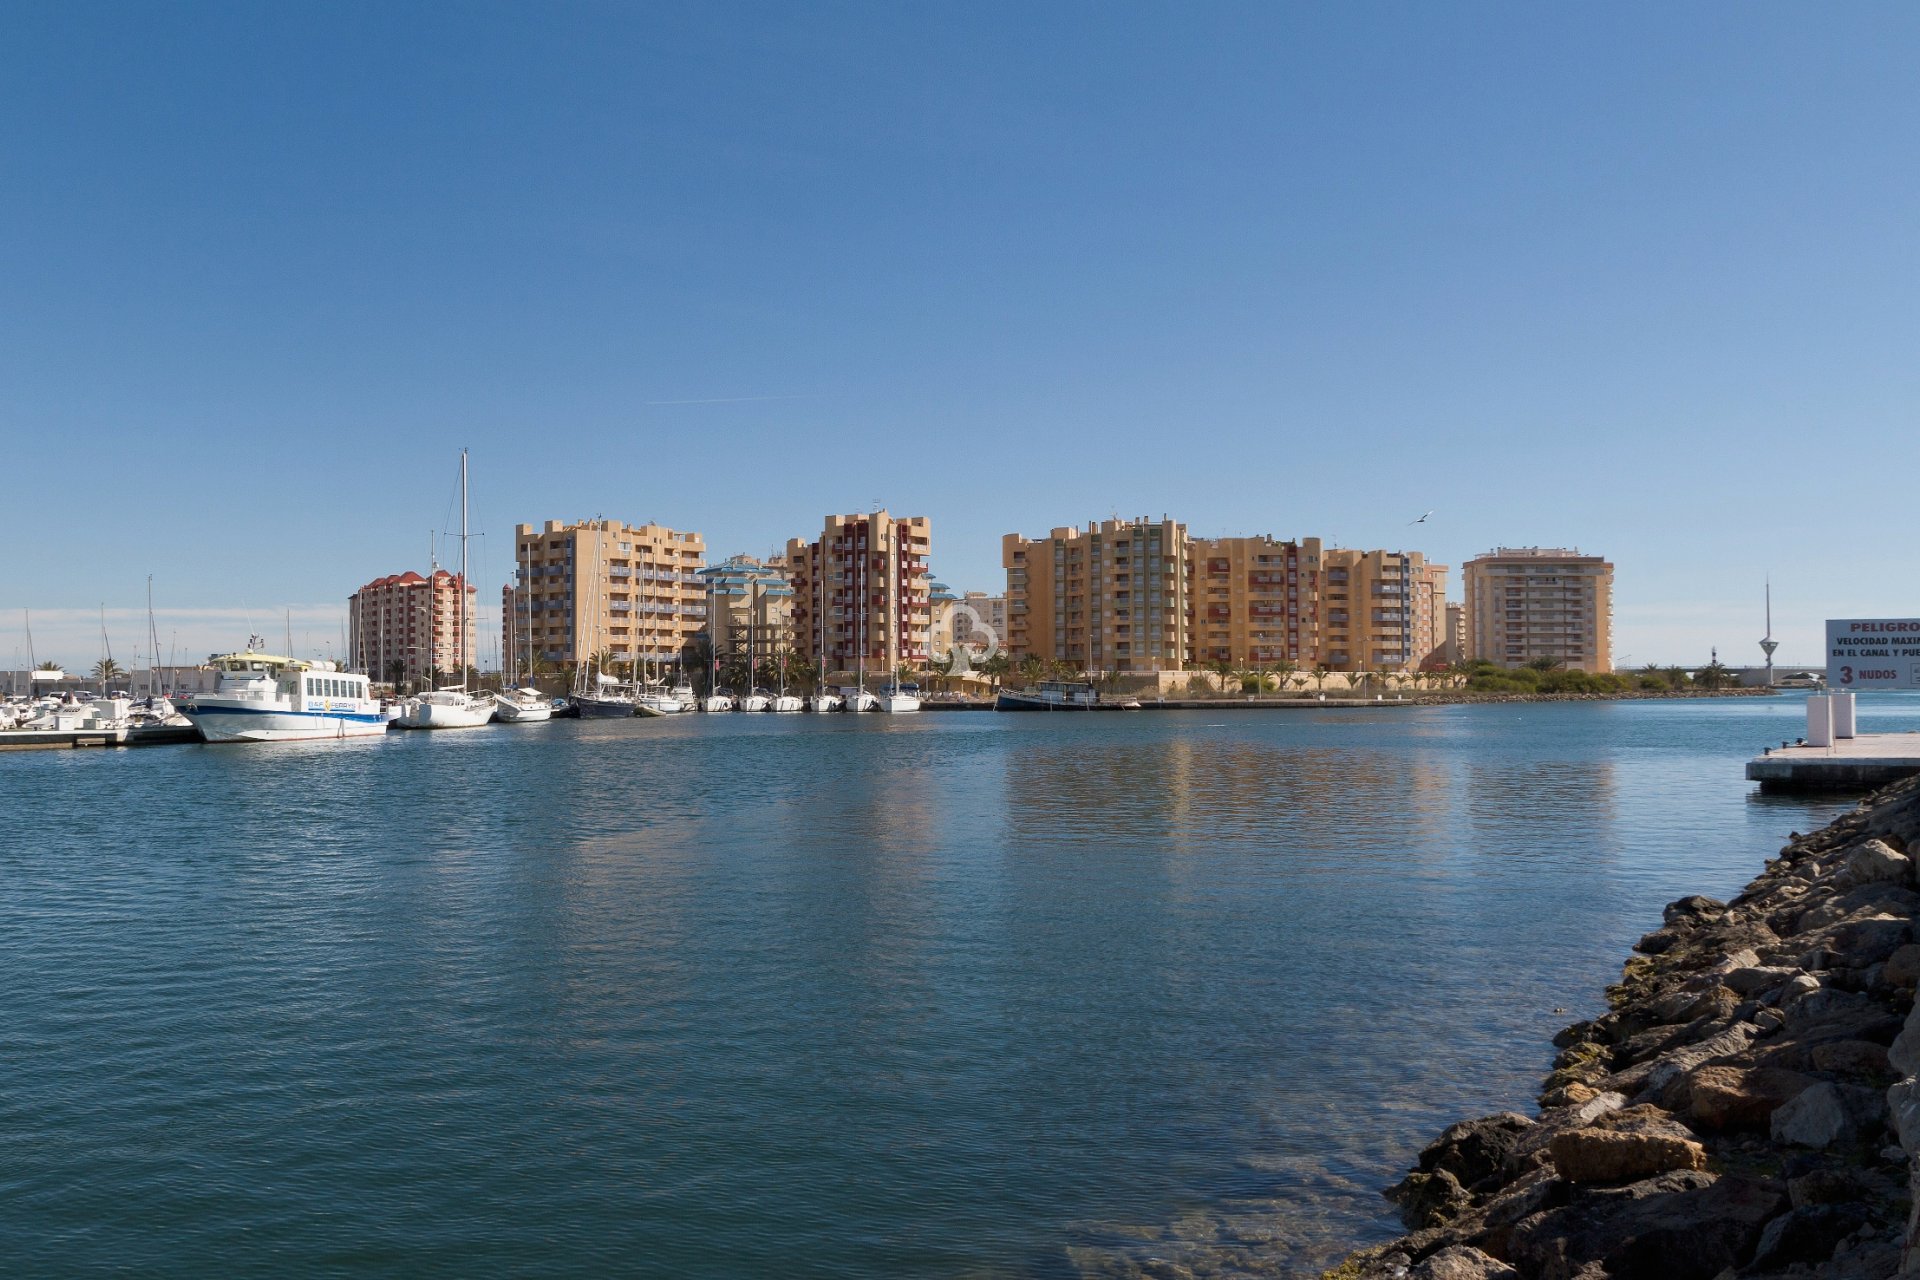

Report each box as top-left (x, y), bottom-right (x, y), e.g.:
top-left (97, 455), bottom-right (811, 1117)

top-left (4, 2), bottom-right (1915, 671)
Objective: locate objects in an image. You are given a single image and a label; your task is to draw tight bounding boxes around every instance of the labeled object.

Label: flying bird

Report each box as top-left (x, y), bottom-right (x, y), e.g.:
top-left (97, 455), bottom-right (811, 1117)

top-left (1409, 510), bottom-right (1434, 525)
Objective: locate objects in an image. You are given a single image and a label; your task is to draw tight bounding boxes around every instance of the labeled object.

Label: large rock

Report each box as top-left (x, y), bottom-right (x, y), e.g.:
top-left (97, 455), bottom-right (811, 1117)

top-left (1888, 1002), bottom-right (1920, 1079)
top-left (1664, 894), bottom-right (1728, 926)
top-left (1827, 915), bottom-right (1913, 966)
top-left (1407, 1244), bottom-right (1520, 1280)
top-left (1684, 1064), bottom-right (1816, 1131)
top-left (1886, 1076), bottom-right (1920, 1150)
top-left (1405, 1113), bottom-right (1535, 1191)
top-left (1389, 1168), bottom-right (1472, 1231)
top-left (1845, 837), bottom-right (1912, 886)
top-left (1746, 1202), bottom-right (1871, 1271)
top-left (1770, 1080), bottom-right (1890, 1148)
top-left (1885, 944), bottom-right (1920, 988)
top-left (1811, 1039), bottom-right (1890, 1075)
top-left (1548, 1106), bottom-right (1707, 1184)
top-left (1638, 1021), bottom-right (1760, 1095)
top-left (1725, 964), bottom-right (1801, 996)
top-left (1506, 1171), bottom-right (1787, 1280)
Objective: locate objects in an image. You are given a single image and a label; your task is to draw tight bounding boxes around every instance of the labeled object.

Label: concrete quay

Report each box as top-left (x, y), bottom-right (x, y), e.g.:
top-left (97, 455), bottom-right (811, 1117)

top-left (0, 724), bottom-right (201, 751)
top-left (1745, 731), bottom-right (1920, 792)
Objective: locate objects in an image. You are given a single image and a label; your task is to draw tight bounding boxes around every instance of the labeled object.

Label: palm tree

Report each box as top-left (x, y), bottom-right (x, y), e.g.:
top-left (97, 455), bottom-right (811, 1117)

top-left (1208, 657), bottom-right (1235, 695)
top-left (92, 657), bottom-right (124, 685)
top-left (1694, 660), bottom-right (1736, 691)
top-left (1312, 663), bottom-right (1331, 693)
top-left (1017, 654), bottom-right (1046, 688)
top-left (1274, 659), bottom-right (1298, 695)
top-left (979, 651), bottom-right (1011, 692)
top-left (384, 658), bottom-right (406, 692)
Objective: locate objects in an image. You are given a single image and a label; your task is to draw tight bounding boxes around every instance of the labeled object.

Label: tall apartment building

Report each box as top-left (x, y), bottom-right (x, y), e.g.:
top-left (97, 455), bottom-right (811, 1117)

top-left (787, 510), bottom-right (933, 675)
top-left (1002, 517), bottom-right (1192, 672)
top-left (505, 518), bottom-right (707, 668)
top-left (349, 569), bottom-right (477, 686)
top-left (1318, 548), bottom-right (1450, 672)
top-left (1442, 602), bottom-right (1467, 665)
top-left (700, 555), bottom-right (796, 667)
top-left (1191, 535), bottom-right (1325, 668)
top-left (1463, 547), bottom-right (1614, 672)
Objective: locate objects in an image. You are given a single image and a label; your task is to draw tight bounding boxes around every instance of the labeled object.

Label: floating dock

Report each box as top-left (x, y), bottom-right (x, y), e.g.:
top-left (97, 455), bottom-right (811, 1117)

top-left (1746, 733), bottom-right (1920, 792)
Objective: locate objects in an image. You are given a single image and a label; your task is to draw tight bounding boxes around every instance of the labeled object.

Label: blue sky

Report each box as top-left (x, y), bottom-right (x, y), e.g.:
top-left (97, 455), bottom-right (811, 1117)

top-left (4, 2), bottom-right (1915, 670)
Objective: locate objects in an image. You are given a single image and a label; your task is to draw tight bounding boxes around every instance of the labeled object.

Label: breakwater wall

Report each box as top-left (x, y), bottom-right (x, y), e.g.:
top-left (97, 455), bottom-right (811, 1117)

top-left (1324, 776), bottom-right (1920, 1280)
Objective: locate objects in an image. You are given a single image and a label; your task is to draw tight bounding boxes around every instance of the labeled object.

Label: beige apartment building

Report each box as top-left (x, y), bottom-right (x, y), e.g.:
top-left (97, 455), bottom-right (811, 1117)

top-left (700, 555), bottom-right (796, 668)
top-left (787, 510), bottom-right (933, 676)
top-left (1003, 517), bottom-right (1193, 673)
top-left (1462, 547), bottom-right (1614, 672)
top-left (1003, 516), bottom-right (1450, 676)
top-left (1316, 549), bottom-right (1451, 672)
top-left (1442, 602), bottom-right (1467, 665)
top-left (1191, 535), bottom-right (1324, 668)
top-left (505, 518), bottom-right (707, 670)
top-left (350, 569), bottom-right (477, 687)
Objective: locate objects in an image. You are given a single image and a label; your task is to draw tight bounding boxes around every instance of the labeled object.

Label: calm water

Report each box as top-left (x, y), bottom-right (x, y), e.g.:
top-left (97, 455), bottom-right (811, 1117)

top-left (6, 696), bottom-right (1919, 1278)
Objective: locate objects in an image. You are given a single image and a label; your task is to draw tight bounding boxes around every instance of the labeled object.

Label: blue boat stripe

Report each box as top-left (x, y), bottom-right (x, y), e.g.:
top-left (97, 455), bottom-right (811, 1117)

top-left (188, 705), bottom-right (386, 724)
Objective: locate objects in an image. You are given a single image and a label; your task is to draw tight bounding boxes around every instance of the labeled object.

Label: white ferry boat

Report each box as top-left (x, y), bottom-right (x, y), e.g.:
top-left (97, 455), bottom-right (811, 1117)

top-left (183, 651), bottom-right (385, 743)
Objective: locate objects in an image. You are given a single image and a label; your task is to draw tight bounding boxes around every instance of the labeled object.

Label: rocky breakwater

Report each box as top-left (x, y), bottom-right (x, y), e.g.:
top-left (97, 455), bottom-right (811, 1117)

top-left (1325, 777), bottom-right (1920, 1280)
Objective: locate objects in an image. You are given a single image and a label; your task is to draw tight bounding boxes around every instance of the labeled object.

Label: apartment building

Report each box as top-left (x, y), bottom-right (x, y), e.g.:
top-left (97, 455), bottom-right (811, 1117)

top-left (505, 518), bottom-right (707, 668)
top-left (951, 592), bottom-right (1007, 655)
top-left (349, 569), bottom-right (477, 686)
top-left (1002, 517), bottom-right (1192, 672)
top-left (787, 510), bottom-right (933, 675)
top-left (1462, 547), bottom-right (1614, 672)
top-left (700, 555), bottom-right (796, 667)
top-left (1190, 535), bottom-right (1325, 668)
top-left (928, 581), bottom-right (958, 660)
top-left (1442, 602), bottom-right (1467, 665)
top-left (1317, 548), bottom-right (1450, 672)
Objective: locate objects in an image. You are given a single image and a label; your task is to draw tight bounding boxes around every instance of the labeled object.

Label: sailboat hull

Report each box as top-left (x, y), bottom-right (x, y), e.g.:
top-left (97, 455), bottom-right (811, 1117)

top-left (571, 696), bottom-right (634, 718)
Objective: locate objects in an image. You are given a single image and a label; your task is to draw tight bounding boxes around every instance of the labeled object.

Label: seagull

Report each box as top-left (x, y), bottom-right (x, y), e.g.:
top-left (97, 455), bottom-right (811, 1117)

top-left (1409, 510), bottom-right (1434, 525)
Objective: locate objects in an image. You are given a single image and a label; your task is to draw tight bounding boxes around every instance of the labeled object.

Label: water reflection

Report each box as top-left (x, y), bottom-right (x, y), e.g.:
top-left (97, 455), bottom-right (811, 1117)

top-left (5, 700), bottom-right (1920, 1279)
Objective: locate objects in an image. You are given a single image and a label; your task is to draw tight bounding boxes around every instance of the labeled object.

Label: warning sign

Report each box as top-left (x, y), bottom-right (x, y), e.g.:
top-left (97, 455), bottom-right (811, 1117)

top-left (1827, 618), bottom-right (1920, 689)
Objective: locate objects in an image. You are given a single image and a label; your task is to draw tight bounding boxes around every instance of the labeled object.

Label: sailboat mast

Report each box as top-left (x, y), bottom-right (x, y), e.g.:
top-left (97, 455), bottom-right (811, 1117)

top-left (147, 576), bottom-right (160, 696)
top-left (459, 448), bottom-right (469, 688)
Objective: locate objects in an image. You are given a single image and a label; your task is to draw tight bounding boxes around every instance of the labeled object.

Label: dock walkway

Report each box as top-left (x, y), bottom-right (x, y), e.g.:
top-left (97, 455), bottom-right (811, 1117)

top-left (1746, 732), bottom-right (1920, 792)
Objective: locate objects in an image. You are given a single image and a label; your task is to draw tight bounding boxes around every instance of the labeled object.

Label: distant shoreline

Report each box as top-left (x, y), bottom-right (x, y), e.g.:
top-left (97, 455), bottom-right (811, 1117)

top-left (921, 688), bottom-right (1782, 711)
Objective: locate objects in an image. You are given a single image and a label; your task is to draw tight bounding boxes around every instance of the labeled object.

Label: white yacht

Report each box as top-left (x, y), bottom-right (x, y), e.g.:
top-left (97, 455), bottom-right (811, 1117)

top-left (879, 682), bottom-right (922, 714)
top-left (701, 691), bottom-right (735, 713)
top-left (738, 689), bottom-right (772, 713)
top-left (635, 687), bottom-right (689, 716)
top-left (770, 693), bottom-right (804, 713)
top-left (807, 691), bottom-right (844, 713)
top-left (395, 688), bottom-right (495, 730)
top-left (394, 451), bottom-right (495, 731)
top-left (842, 685), bottom-right (879, 713)
top-left (184, 652), bottom-right (386, 743)
top-left (493, 687), bottom-right (553, 723)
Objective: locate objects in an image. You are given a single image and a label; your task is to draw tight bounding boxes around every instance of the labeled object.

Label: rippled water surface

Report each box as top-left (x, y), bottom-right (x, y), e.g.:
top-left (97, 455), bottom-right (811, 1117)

top-left (6, 696), bottom-right (1919, 1277)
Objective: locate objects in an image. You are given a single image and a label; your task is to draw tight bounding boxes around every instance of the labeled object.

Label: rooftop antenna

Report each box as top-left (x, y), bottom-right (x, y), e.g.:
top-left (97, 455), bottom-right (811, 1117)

top-left (1759, 576), bottom-right (1778, 688)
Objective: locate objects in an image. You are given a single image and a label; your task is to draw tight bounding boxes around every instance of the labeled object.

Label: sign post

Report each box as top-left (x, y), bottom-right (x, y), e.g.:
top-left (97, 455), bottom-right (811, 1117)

top-left (1826, 619), bottom-right (1920, 691)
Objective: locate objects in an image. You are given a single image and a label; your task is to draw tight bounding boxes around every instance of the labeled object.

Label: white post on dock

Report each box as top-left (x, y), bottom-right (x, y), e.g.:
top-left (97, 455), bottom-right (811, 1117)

top-left (1832, 690), bottom-right (1857, 740)
top-left (1806, 694), bottom-right (1833, 748)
